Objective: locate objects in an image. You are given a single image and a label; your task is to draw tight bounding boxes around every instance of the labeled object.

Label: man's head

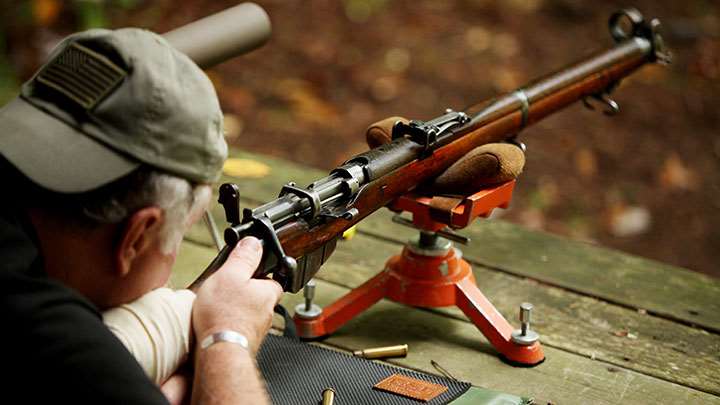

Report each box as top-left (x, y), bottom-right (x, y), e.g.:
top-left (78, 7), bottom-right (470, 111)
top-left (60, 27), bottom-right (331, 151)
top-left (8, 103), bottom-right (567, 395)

top-left (0, 28), bottom-right (226, 307)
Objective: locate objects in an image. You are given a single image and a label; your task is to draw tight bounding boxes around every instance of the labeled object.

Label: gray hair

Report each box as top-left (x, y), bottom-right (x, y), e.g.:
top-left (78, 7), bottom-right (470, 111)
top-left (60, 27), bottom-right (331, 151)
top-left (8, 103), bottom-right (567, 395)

top-left (82, 170), bottom-right (212, 254)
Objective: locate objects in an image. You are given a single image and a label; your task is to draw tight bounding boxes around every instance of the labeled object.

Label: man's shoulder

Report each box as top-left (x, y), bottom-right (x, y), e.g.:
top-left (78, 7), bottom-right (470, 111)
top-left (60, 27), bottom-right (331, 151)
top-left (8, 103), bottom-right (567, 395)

top-left (0, 202), bottom-right (41, 274)
top-left (0, 264), bottom-right (169, 404)
top-left (0, 261), bottom-right (100, 320)
top-left (0, 185), bottom-right (97, 315)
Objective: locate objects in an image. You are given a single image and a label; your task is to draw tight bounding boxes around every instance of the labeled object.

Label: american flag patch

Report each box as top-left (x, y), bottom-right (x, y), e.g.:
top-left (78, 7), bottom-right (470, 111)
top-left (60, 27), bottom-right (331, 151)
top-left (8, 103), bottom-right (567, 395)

top-left (36, 42), bottom-right (127, 110)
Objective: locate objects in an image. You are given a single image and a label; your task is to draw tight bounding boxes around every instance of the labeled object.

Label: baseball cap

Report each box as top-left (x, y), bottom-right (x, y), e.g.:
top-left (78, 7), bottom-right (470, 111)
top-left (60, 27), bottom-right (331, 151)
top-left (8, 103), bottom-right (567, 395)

top-left (0, 28), bottom-right (227, 193)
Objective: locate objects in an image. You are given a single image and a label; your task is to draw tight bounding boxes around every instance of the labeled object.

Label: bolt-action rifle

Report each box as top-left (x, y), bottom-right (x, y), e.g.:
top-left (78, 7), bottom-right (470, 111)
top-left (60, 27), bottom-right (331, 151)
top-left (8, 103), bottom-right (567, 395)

top-left (191, 9), bottom-right (670, 293)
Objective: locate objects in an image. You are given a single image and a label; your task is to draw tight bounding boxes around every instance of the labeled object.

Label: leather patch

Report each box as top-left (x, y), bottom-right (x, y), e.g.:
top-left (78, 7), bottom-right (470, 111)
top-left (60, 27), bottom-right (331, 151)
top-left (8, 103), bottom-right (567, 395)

top-left (373, 374), bottom-right (448, 402)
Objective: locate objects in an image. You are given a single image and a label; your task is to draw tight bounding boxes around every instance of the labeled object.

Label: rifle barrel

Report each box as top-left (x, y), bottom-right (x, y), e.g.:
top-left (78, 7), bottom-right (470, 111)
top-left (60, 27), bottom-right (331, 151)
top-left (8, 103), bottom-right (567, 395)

top-left (462, 38), bottom-right (652, 141)
top-left (277, 13), bottom-right (667, 264)
top-left (456, 9), bottom-right (670, 146)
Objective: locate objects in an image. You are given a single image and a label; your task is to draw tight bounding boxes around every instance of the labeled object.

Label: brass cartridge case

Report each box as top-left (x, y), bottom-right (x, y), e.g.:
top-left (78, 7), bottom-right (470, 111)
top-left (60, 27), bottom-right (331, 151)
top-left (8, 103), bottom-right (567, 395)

top-left (321, 388), bottom-right (335, 405)
top-left (353, 344), bottom-right (408, 359)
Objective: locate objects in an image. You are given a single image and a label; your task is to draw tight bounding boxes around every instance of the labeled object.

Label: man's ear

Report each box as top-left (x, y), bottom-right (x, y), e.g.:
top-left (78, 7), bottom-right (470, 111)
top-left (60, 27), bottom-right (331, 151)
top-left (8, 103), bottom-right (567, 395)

top-left (115, 207), bottom-right (164, 277)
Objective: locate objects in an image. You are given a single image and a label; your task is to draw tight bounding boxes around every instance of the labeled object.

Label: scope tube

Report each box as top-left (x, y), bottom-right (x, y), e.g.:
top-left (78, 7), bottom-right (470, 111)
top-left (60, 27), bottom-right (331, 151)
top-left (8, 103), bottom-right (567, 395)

top-left (163, 2), bottom-right (271, 69)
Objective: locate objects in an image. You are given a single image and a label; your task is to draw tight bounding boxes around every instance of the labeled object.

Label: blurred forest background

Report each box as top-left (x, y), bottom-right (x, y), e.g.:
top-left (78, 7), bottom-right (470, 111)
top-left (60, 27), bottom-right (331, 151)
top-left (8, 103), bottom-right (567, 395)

top-left (1, 0), bottom-right (718, 277)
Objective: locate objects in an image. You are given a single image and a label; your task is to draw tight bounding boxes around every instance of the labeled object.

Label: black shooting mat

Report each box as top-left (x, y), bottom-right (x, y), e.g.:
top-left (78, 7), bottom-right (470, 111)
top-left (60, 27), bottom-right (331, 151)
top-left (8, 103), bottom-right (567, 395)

top-left (257, 334), bottom-right (471, 405)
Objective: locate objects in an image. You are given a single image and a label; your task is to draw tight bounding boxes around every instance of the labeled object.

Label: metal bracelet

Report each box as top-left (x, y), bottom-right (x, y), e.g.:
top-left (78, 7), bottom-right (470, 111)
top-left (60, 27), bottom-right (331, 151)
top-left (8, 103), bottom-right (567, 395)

top-left (200, 330), bottom-right (250, 350)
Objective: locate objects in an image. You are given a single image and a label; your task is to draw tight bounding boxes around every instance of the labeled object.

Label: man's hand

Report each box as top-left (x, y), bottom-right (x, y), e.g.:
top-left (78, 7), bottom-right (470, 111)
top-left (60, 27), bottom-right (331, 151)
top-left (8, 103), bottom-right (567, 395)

top-left (192, 237), bottom-right (282, 354)
top-left (161, 366), bottom-right (192, 405)
top-left (191, 237), bottom-right (281, 405)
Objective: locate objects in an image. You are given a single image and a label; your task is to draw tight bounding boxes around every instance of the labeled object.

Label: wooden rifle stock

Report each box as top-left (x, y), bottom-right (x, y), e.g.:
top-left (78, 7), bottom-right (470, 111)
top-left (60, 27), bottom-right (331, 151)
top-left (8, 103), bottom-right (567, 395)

top-left (193, 9), bottom-right (670, 293)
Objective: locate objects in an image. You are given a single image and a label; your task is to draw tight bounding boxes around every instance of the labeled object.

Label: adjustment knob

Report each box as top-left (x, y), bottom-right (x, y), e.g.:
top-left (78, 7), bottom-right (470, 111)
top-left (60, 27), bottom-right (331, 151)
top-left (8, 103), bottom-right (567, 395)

top-left (511, 302), bottom-right (540, 345)
top-left (295, 279), bottom-right (322, 319)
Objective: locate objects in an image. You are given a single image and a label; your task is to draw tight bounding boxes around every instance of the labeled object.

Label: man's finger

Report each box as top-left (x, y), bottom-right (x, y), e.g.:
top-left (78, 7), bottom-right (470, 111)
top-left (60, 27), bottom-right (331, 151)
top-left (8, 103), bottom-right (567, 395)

top-left (221, 236), bottom-right (263, 279)
top-left (253, 277), bottom-right (284, 304)
top-left (267, 279), bottom-right (284, 304)
top-left (160, 372), bottom-right (190, 405)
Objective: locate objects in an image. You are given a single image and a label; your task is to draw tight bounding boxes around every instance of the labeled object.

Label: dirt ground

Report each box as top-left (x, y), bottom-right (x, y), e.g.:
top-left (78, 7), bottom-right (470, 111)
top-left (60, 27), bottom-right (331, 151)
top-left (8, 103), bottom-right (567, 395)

top-left (2, 0), bottom-right (719, 277)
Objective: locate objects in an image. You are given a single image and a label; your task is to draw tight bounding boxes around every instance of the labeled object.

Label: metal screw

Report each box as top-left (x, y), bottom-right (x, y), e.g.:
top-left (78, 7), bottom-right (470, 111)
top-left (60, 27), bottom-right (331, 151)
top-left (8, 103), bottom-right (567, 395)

top-left (520, 302), bottom-right (532, 335)
top-left (304, 279), bottom-right (315, 311)
top-left (294, 279), bottom-right (322, 319)
top-left (511, 302), bottom-right (539, 345)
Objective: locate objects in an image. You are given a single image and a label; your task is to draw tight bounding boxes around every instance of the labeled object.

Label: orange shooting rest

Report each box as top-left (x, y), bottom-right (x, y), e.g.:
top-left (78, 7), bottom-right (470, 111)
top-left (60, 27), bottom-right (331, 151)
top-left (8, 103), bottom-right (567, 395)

top-left (293, 180), bottom-right (544, 366)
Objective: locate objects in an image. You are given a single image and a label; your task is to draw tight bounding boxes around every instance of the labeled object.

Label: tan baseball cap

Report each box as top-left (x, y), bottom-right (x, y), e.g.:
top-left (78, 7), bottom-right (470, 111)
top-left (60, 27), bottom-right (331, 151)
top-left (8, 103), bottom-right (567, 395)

top-left (0, 28), bottom-right (227, 193)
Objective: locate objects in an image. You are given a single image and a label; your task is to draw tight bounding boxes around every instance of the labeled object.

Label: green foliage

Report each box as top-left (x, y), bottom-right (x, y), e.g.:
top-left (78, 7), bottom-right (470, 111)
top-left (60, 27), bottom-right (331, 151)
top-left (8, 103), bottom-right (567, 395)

top-left (74, 0), bottom-right (108, 29)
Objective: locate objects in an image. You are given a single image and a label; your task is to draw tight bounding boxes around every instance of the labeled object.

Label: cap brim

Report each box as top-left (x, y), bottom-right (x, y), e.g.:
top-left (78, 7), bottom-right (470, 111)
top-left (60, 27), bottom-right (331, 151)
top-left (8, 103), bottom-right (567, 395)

top-left (0, 97), bottom-right (139, 193)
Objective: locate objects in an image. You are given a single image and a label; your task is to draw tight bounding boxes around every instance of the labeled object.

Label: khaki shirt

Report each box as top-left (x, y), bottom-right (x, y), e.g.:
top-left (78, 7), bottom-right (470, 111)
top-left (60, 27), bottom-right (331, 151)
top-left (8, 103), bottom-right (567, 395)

top-left (103, 288), bottom-right (195, 384)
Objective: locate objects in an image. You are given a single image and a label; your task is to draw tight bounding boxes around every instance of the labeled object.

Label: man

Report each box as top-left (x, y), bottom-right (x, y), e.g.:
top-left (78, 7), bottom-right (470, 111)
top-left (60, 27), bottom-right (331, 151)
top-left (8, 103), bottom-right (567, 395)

top-left (0, 28), bottom-right (281, 404)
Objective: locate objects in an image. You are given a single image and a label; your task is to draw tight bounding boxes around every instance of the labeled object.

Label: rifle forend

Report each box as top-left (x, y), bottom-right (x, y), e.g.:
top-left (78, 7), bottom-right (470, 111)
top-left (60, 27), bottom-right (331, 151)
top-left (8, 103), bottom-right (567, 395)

top-left (191, 8), bottom-right (670, 293)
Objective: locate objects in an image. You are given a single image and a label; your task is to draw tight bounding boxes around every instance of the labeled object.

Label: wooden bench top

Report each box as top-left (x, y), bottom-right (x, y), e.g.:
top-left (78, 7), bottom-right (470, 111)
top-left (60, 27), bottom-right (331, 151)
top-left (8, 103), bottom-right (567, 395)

top-left (173, 149), bottom-right (720, 404)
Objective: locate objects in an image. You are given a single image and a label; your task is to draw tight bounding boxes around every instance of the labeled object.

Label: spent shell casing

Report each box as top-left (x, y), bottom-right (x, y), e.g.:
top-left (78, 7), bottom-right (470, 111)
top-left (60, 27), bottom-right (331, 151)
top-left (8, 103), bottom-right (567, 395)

top-left (352, 344), bottom-right (408, 359)
top-left (321, 388), bottom-right (335, 405)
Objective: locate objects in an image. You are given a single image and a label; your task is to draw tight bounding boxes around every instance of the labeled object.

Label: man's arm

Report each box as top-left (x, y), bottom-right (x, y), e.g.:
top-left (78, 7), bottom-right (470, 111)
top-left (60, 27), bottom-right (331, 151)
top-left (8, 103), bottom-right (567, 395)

top-left (193, 340), bottom-right (268, 403)
top-left (103, 288), bottom-right (195, 385)
top-left (191, 236), bottom-right (282, 405)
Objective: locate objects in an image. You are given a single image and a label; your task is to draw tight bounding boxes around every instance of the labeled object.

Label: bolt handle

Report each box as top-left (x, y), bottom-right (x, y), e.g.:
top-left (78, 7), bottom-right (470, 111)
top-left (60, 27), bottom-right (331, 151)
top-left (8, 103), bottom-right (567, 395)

top-left (219, 183), bottom-right (241, 225)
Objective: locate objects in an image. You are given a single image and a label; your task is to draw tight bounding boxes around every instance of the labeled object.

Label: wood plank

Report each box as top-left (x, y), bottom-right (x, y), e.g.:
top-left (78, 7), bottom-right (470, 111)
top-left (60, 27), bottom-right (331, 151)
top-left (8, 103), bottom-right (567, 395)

top-left (173, 237), bottom-right (720, 395)
top-left (428, 219), bottom-right (720, 333)
top-left (187, 149), bottom-right (720, 333)
top-left (313, 234), bottom-right (720, 396)
top-left (276, 279), bottom-right (719, 405)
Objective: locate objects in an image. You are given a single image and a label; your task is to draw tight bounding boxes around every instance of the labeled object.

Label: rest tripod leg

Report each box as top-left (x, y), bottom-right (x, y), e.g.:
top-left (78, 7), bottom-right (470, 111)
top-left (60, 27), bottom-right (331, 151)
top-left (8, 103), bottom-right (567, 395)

top-left (455, 277), bottom-right (545, 366)
top-left (293, 271), bottom-right (389, 339)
